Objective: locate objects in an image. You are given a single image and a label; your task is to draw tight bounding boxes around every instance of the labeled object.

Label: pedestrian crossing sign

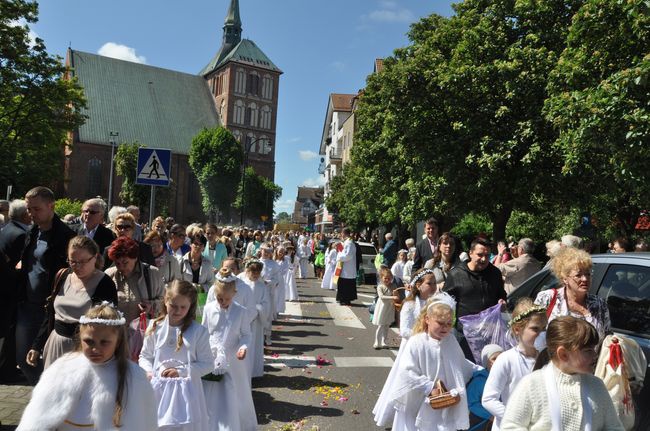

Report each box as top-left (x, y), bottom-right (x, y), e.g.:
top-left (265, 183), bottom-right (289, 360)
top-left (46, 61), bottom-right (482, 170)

top-left (136, 148), bottom-right (171, 186)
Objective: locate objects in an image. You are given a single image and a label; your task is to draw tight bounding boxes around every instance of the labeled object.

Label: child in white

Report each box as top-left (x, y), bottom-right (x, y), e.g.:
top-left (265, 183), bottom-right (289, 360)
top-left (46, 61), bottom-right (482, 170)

top-left (297, 237), bottom-right (311, 278)
top-left (321, 242), bottom-right (338, 290)
top-left (402, 250), bottom-right (415, 285)
top-left (385, 292), bottom-right (481, 431)
top-left (391, 249), bottom-right (408, 281)
top-left (260, 244), bottom-right (283, 342)
top-left (238, 260), bottom-right (270, 378)
top-left (501, 316), bottom-right (624, 431)
top-left (202, 269), bottom-right (257, 431)
top-left (482, 298), bottom-right (547, 430)
top-left (17, 303), bottom-right (158, 431)
top-left (274, 246), bottom-right (291, 303)
top-left (284, 245), bottom-right (300, 299)
top-left (139, 280), bottom-right (214, 431)
top-left (372, 267), bottom-right (398, 349)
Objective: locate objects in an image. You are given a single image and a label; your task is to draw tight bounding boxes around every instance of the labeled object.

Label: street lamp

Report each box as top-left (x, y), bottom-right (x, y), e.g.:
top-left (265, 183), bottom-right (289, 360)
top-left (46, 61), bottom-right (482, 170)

top-left (107, 131), bottom-right (119, 211)
top-left (239, 136), bottom-right (270, 226)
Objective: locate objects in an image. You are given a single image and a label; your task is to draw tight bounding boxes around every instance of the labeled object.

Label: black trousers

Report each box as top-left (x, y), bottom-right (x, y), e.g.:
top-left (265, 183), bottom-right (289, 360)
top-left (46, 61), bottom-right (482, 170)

top-left (336, 277), bottom-right (357, 303)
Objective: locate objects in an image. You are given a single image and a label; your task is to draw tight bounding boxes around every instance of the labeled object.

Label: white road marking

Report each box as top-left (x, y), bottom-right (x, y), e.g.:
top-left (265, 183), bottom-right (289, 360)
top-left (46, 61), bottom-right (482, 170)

top-left (390, 327), bottom-right (400, 335)
top-left (390, 350), bottom-right (398, 357)
top-left (264, 354), bottom-right (316, 368)
top-left (280, 301), bottom-right (303, 318)
top-left (335, 356), bottom-right (394, 367)
top-left (322, 297), bottom-right (366, 329)
top-left (357, 293), bottom-right (375, 299)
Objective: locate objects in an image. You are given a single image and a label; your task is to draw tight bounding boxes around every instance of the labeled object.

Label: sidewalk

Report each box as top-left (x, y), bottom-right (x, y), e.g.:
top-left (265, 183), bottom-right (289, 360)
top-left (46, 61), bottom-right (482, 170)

top-left (0, 384), bottom-right (31, 429)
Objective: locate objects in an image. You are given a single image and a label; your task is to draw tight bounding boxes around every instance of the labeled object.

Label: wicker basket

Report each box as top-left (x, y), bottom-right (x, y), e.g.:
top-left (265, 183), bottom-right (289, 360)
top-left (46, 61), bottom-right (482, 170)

top-left (428, 380), bottom-right (461, 409)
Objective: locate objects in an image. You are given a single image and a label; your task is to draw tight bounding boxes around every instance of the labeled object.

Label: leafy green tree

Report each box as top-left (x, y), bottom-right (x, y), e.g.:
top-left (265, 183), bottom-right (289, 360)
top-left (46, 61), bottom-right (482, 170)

top-left (113, 141), bottom-right (173, 216)
top-left (0, 0), bottom-right (87, 195)
top-left (276, 212), bottom-right (291, 222)
top-left (234, 167), bottom-right (282, 222)
top-left (189, 127), bottom-right (242, 221)
top-left (54, 198), bottom-right (83, 218)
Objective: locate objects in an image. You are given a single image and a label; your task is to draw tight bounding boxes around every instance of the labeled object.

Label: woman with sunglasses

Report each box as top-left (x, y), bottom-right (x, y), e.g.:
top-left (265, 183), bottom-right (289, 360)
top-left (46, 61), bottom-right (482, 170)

top-left (179, 233), bottom-right (215, 293)
top-left (26, 236), bottom-right (117, 370)
top-left (102, 213), bottom-right (155, 269)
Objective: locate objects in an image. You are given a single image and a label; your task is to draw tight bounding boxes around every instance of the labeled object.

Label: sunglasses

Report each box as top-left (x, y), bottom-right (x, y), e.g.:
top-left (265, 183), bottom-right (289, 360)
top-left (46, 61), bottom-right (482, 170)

top-left (116, 224), bottom-right (133, 230)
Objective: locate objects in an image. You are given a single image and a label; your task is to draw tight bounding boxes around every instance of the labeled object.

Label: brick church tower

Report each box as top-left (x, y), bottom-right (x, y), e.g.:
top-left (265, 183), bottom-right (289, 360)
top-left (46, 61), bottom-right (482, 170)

top-left (200, 0), bottom-right (282, 181)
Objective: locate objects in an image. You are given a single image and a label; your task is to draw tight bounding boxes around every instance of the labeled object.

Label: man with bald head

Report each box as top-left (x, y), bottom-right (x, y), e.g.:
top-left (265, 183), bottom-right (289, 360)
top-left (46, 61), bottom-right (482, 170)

top-left (78, 198), bottom-right (115, 254)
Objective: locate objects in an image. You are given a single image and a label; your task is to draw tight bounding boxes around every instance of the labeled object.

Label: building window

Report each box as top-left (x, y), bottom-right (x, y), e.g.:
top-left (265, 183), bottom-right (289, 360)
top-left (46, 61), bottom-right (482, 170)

top-left (247, 72), bottom-right (260, 96)
top-left (245, 102), bottom-right (258, 127)
top-left (258, 135), bottom-right (272, 155)
top-left (187, 172), bottom-right (200, 205)
top-left (262, 75), bottom-right (273, 99)
top-left (220, 100), bottom-right (225, 120)
top-left (235, 68), bottom-right (246, 94)
top-left (260, 105), bottom-right (272, 129)
top-left (245, 134), bottom-right (256, 153)
top-left (233, 130), bottom-right (242, 142)
top-left (86, 157), bottom-right (102, 197)
top-left (234, 100), bottom-right (245, 124)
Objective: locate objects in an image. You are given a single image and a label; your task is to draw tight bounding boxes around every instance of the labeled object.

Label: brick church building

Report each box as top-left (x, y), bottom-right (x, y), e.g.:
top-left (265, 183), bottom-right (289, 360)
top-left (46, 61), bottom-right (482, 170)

top-left (63, 0), bottom-right (281, 223)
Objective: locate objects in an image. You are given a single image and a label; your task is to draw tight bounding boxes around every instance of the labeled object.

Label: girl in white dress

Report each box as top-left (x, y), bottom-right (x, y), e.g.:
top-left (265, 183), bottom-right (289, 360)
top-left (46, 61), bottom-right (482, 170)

top-left (274, 246), bottom-right (290, 302)
top-left (284, 245), bottom-right (300, 299)
top-left (202, 269), bottom-right (257, 431)
top-left (501, 316), bottom-right (624, 431)
top-left (321, 242), bottom-right (338, 290)
top-left (17, 303), bottom-right (158, 430)
top-left (139, 280), bottom-right (214, 431)
top-left (372, 267), bottom-right (398, 349)
top-left (482, 298), bottom-right (547, 430)
top-left (297, 238), bottom-right (311, 278)
top-left (384, 292), bottom-right (481, 431)
top-left (391, 249), bottom-right (409, 281)
top-left (238, 260), bottom-right (270, 378)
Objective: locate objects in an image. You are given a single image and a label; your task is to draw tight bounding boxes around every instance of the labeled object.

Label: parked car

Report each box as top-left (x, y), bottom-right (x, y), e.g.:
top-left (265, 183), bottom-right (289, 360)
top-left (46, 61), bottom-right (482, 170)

top-left (357, 241), bottom-right (378, 284)
top-left (507, 253), bottom-right (650, 430)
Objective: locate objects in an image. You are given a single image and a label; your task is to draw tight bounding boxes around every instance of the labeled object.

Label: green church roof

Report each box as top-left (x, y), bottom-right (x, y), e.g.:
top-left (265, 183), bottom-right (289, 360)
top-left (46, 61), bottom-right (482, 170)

top-left (69, 49), bottom-right (220, 155)
top-left (199, 39), bottom-right (282, 76)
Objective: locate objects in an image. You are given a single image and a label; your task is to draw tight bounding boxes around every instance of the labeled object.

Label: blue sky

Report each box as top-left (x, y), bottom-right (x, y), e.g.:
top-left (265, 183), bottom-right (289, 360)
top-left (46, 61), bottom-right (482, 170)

top-left (33, 0), bottom-right (454, 215)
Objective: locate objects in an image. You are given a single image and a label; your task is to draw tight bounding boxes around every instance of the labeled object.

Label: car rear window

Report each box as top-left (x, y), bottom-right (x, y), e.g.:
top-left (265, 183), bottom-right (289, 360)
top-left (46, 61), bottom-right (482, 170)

top-left (597, 264), bottom-right (650, 338)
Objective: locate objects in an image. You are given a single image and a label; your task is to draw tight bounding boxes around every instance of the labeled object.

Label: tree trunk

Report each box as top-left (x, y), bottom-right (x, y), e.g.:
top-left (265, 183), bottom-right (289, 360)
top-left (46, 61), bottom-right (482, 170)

top-left (491, 204), bottom-right (513, 246)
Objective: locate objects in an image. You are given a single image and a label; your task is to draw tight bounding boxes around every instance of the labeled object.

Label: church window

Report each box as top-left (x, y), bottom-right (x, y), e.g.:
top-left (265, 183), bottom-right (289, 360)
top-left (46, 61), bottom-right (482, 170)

top-left (247, 72), bottom-right (260, 96)
top-left (86, 157), bottom-right (102, 197)
top-left (261, 105), bottom-right (272, 129)
top-left (234, 100), bottom-right (245, 124)
top-left (233, 130), bottom-right (242, 142)
top-left (219, 100), bottom-right (225, 121)
top-left (246, 102), bottom-right (258, 127)
top-left (258, 135), bottom-right (272, 155)
top-left (262, 75), bottom-right (273, 99)
top-left (235, 68), bottom-right (246, 94)
top-left (245, 133), bottom-right (256, 153)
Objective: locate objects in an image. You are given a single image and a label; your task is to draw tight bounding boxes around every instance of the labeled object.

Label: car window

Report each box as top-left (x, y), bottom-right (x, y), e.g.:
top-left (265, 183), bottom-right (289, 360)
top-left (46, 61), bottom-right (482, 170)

top-left (360, 245), bottom-right (376, 255)
top-left (597, 264), bottom-right (650, 338)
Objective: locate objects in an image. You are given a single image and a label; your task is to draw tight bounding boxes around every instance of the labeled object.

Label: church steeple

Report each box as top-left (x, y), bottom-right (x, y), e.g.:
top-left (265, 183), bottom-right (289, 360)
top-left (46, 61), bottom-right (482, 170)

top-left (222, 0), bottom-right (242, 51)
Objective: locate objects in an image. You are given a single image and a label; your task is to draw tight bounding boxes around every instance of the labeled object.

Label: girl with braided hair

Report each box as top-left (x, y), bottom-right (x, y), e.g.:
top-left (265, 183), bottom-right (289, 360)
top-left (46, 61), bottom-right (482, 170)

top-left (139, 280), bottom-right (213, 430)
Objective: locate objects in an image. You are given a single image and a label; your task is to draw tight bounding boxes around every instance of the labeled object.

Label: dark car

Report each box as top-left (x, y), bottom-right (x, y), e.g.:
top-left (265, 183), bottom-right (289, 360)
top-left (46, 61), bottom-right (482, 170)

top-left (507, 253), bottom-right (650, 430)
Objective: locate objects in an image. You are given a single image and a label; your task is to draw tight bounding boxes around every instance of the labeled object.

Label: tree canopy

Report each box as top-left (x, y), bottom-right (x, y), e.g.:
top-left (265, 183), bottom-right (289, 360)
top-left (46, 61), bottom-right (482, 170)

top-left (0, 0), bottom-right (87, 196)
top-left (234, 167), bottom-right (282, 223)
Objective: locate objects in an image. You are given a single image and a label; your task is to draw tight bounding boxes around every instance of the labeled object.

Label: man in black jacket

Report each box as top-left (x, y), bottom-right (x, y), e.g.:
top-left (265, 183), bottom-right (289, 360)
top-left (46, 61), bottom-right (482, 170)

top-left (78, 198), bottom-right (115, 254)
top-left (17, 187), bottom-right (75, 384)
top-left (0, 199), bottom-right (31, 382)
top-left (443, 237), bottom-right (506, 361)
top-left (412, 217), bottom-right (439, 271)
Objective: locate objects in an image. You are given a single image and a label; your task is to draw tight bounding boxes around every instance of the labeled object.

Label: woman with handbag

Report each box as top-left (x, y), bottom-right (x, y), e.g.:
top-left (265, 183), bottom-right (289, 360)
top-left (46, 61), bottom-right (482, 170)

top-left (26, 236), bottom-right (117, 369)
top-left (386, 292), bottom-right (481, 430)
top-left (139, 280), bottom-right (213, 430)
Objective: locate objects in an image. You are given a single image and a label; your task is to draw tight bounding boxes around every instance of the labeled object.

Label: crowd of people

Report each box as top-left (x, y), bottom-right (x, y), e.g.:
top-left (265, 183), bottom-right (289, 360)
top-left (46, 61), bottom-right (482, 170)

top-left (0, 189), bottom-right (646, 430)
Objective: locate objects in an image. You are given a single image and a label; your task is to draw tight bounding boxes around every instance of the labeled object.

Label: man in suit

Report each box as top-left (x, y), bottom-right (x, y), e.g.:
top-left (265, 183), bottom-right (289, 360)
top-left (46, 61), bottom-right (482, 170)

top-left (79, 198), bottom-right (115, 254)
top-left (412, 217), bottom-right (439, 271)
top-left (0, 199), bottom-right (31, 382)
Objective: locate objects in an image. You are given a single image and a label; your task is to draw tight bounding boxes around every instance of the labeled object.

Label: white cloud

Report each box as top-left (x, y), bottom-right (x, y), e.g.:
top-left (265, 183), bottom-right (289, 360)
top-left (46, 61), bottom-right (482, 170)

top-left (287, 137), bottom-right (302, 143)
top-left (299, 150), bottom-right (319, 161)
top-left (98, 42), bottom-right (147, 64)
top-left (330, 61), bottom-right (345, 72)
top-left (301, 176), bottom-right (326, 188)
top-left (367, 8), bottom-right (415, 23)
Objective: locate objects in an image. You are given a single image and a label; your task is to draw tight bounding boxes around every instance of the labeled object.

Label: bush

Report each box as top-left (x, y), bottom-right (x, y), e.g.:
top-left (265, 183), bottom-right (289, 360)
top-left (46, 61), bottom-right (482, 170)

top-left (55, 198), bottom-right (83, 218)
top-left (451, 213), bottom-right (492, 249)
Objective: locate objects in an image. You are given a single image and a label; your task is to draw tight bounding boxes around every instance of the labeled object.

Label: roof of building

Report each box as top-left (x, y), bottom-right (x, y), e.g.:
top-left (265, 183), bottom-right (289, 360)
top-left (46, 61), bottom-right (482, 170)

top-left (68, 49), bottom-right (220, 154)
top-left (330, 93), bottom-right (355, 112)
top-left (296, 186), bottom-right (324, 204)
top-left (200, 39), bottom-right (282, 76)
top-left (319, 93), bottom-right (356, 154)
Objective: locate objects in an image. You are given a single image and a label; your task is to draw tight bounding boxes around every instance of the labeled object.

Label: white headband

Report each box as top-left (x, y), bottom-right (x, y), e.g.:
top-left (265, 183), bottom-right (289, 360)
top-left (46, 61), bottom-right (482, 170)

top-left (215, 273), bottom-right (237, 284)
top-left (426, 291), bottom-right (457, 312)
top-left (79, 302), bottom-right (126, 326)
top-left (410, 269), bottom-right (435, 287)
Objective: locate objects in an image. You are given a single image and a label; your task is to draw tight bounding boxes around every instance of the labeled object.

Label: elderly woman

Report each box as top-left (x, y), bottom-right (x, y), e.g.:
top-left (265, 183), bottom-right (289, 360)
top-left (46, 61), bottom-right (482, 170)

top-left (105, 236), bottom-right (164, 322)
top-left (143, 230), bottom-right (180, 285)
top-left (534, 247), bottom-right (611, 339)
top-left (151, 216), bottom-right (168, 243)
top-left (102, 212), bottom-right (154, 269)
top-left (179, 234), bottom-right (215, 293)
top-left (27, 236), bottom-right (117, 369)
top-left (165, 223), bottom-right (190, 260)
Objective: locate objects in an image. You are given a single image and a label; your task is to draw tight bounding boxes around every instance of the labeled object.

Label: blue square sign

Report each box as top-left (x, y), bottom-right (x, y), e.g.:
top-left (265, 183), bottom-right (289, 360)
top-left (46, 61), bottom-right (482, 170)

top-left (136, 148), bottom-right (171, 187)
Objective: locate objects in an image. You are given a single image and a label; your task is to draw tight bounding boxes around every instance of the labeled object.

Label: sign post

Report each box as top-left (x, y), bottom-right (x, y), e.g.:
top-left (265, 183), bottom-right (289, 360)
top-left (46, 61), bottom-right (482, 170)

top-left (136, 148), bottom-right (171, 226)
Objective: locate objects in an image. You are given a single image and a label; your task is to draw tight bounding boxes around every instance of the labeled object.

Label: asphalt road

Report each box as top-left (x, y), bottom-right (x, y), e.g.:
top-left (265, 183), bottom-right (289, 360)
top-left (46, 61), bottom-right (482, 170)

top-left (254, 277), bottom-right (395, 431)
